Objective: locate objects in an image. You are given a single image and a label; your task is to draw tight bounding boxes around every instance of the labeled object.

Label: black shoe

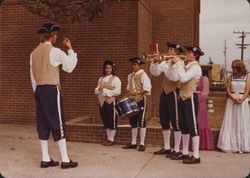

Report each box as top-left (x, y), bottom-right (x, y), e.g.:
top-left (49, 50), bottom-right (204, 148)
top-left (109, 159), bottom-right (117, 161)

top-left (138, 145), bottom-right (145, 152)
top-left (154, 148), bottom-right (171, 155)
top-left (61, 159), bottom-right (78, 169)
top-left (122, 143), bottom-right (137, 149)
top-left (243, 171), bottom-right (250, 178)
top-left (183, 156), bottom-right (200, 164)
top-left (170, 152), bottom-right (189, 160)
top-left (0, 173), bottom-right (6, 178)
top-left (40, 159), bottom-right (59, 168)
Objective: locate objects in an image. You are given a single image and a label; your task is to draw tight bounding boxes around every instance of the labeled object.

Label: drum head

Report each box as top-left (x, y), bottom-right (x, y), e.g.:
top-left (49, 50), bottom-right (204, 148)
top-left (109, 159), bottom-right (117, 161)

top-left (116, 98), bottom-right (139, 119)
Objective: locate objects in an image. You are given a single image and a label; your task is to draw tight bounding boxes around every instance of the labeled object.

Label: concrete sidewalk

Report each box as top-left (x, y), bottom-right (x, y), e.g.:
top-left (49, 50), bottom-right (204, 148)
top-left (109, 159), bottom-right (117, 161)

top-left (0, 124), bottom-right (249, 178)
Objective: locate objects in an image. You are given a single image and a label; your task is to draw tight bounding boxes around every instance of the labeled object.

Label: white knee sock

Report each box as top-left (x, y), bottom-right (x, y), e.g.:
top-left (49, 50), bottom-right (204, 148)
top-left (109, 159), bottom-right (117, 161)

top-left (140, 128), bottom-right (146, 146)
top-left (192, 136), bottom-right (200, 158)
top-left (182, 134), bottom-right (190, 155)
top-left (174, 131), bottom-right (182, 152)
top-left (106, 129), bottom-right (110, 140)
top-left (131, 128), bottom-right (138, 145)
top-left (109, 130), bottom-right (116, 142)
top-left (40, 140), bottom-right (50, 162)
top-left (163, 130), bottom-right (171, 150)
top-left (57, 138), bottom-right (70, 162)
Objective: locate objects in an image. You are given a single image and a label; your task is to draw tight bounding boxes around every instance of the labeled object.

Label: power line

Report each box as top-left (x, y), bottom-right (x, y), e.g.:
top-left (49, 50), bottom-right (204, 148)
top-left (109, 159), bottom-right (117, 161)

top-left (233, 31), bottom-right (250, 60)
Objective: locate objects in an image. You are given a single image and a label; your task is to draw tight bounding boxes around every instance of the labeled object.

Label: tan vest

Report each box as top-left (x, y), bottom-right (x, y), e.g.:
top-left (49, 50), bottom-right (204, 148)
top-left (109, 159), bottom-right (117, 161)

top-left (179, 63), bottom-right (199, 100)
top-left (129, 71), bottom-right (144, 102)
top-left (31, 43), bottom-right (60, 86)
top-left (98, 76), bottom-right (116, 106)
top-left (162, 77), bottom-right (179, 94)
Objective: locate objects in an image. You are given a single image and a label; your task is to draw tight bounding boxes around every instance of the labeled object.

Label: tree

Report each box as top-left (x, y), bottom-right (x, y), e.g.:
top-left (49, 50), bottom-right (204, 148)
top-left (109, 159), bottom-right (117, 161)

top-left (17, 0), bottom-right (107, 22)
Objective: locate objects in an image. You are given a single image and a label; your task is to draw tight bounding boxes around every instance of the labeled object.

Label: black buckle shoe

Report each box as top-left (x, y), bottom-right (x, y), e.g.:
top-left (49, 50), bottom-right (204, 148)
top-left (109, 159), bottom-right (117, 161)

top-left (154, 148), bottom-right (171, 155)
top-left (183, 156), bottom-right (200, 164)
top-left (138, 145), bottom-right (145, 152)
top-left (40, 159), bottom-right (59, 168)
top-left (170, 152), bottom-right (189, 160)
top-left (122, 143), bottom-right (137, 149)
top-left (61, 159), bottom-right (78, 169)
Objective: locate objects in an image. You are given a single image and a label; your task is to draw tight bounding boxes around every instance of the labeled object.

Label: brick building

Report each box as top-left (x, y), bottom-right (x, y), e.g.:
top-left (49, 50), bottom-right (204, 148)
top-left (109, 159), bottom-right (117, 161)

top-left (0, 0), bottom-right (203, 144)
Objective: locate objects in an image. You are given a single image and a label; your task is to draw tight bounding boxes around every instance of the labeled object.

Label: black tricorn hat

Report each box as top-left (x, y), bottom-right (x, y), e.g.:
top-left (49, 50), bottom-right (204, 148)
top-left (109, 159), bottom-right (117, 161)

top-left (166, 42), bottom-right (186, 53)
top-left (129, 57), bottom-right (145, 64)
top-left (185, 45), bottom-right (204, 56)
top-left (37, 23), bottom-right (61, 34)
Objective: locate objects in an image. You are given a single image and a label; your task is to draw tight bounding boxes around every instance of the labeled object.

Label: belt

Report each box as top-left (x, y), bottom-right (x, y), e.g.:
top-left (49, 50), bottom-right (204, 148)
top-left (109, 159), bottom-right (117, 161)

top-left (231, 92), bottom-right (244, 94)
top-left (37, 84), bottom-right (57, 87)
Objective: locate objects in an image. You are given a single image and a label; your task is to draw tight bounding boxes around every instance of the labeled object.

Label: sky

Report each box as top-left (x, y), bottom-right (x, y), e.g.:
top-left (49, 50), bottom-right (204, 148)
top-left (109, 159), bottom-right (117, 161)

top-left (200, 0), bottom-right (250, 71)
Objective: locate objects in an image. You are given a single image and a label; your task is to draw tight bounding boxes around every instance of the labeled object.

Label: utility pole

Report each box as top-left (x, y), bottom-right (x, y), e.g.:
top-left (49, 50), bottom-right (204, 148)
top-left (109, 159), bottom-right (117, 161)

top-left (223, 40), bottom-right (227, 81)
top-left (233, 31), bottom-right (250, 60)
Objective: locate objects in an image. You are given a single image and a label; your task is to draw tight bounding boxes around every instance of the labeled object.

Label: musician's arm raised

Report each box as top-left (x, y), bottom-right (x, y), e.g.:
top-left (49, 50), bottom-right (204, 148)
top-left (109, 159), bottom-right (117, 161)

top-left (150, 61), bottom-right (168, 76)
top-left (49, 48), bottom-right (77, 73)
top-left (178, 64), bottom-right (201, 83)
top-left (165, 60), bottom-right (183, 81)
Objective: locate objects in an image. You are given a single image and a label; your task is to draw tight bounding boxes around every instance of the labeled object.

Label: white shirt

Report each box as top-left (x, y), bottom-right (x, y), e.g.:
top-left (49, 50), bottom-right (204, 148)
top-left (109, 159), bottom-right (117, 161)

top-left (94, 75), bottom-right (121, 97)
top-left (150, 59), bottom-right (184, 80)
top-left (30, 42), bottom-right (78, 92)
top-left (126, 69), bottom-right (152, 95)
top-left (167, 61), bottom-right (201, 83)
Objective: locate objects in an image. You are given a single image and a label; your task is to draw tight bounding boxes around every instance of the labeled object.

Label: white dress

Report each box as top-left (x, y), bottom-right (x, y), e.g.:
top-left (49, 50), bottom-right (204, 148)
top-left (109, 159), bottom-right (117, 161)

top-left (217, 75), bottom-right (250, 152)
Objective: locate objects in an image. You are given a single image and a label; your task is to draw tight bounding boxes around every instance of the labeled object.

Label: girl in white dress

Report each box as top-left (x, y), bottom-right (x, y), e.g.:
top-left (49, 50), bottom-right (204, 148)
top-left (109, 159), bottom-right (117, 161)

top-left (217, 59), bottom-right (250, 153)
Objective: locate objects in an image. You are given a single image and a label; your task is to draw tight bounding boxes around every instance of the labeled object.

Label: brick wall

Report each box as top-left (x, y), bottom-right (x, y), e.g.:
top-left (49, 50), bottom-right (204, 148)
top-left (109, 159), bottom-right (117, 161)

top-left (0, 0), bottom-right (200, 125)
top-left (66, 123), bottom-right (220, 148)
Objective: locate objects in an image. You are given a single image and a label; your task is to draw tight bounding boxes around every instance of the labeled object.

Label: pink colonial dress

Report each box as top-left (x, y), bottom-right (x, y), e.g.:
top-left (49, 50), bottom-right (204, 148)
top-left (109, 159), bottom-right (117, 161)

top-left (217, 74), bottom-right (250, 153)
top-left (196, 76), bottom-right (214, 150)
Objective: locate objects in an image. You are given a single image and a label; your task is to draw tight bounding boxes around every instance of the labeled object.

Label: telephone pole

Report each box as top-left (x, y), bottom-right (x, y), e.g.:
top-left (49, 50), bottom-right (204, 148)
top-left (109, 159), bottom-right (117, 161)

top-left (223, 40), bottom-right (227, 81)
top-left (233, 31), bottom-right (250, 60)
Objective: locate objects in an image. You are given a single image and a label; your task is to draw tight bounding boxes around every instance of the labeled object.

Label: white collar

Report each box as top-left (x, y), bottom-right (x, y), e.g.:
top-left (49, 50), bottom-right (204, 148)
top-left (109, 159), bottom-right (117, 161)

top-left (186, 61), bottom-right (198, 67)
top-left (42, 41), bottom-right (52, 45)
top-left (134, 69), bottom-right (144, 75)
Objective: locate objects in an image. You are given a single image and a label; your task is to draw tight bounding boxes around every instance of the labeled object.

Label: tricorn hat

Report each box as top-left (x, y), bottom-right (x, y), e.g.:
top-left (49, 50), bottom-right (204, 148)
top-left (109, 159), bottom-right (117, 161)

top-left (185, 45), bottom-right (204, 56)
top-left (129, 57), bottom-right (145, 64)
top-left (166, 42), bottom-right (186, 53)
top-left (37, 23), bottom-right (61, 34)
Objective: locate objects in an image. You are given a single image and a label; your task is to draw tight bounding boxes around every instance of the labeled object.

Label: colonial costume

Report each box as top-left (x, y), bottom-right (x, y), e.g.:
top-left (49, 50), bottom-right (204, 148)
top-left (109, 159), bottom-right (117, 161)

top-left (95, 60), bottom-right (121, 146)
top-left (168, 45), bottom-right (203, 164)
top-left (150, 43), bottom-right (185, 156)
top-left (122, 57), bottom-right (152, 151)
top-left (30, 23), bottom-right (78, 169)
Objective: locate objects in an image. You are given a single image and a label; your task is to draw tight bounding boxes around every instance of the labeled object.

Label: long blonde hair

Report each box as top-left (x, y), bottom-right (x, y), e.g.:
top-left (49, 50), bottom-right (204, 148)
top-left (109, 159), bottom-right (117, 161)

top-left (231, 59), bottom-right (247, 78)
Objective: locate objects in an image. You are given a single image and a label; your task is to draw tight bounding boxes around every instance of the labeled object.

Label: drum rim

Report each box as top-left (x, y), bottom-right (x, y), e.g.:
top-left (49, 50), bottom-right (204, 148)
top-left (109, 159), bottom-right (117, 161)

top-left (118, 109), bottom-right (139, 119)
top-left (118, 97), bottom-right (130, 103)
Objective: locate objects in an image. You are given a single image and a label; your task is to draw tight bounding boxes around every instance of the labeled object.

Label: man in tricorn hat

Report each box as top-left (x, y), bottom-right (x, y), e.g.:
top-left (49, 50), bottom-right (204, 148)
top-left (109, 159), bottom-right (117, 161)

top-left (150, 42), bottom-right (185, 157)
top-left (30, 23), bottom-right (78, 169)
top-left (168, 45), bottom-right (204, 164)
top-left (122, 57), bottom-right (152, 151)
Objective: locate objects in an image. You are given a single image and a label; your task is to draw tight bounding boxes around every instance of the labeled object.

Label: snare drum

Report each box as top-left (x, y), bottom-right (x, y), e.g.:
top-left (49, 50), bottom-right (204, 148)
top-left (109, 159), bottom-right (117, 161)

top-left (116, 98), bottom-right (139, 119)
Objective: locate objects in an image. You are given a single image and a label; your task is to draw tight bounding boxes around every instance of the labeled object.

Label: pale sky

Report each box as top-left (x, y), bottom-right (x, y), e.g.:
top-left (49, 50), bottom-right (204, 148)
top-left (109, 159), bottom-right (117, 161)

top-left (200, 0), bottom-right (250, 71)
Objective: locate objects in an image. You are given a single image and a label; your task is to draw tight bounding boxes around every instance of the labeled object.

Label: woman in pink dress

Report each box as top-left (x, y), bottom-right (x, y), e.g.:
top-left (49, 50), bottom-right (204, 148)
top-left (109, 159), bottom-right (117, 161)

top-left (196, 75), bottom-right (214, 150)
